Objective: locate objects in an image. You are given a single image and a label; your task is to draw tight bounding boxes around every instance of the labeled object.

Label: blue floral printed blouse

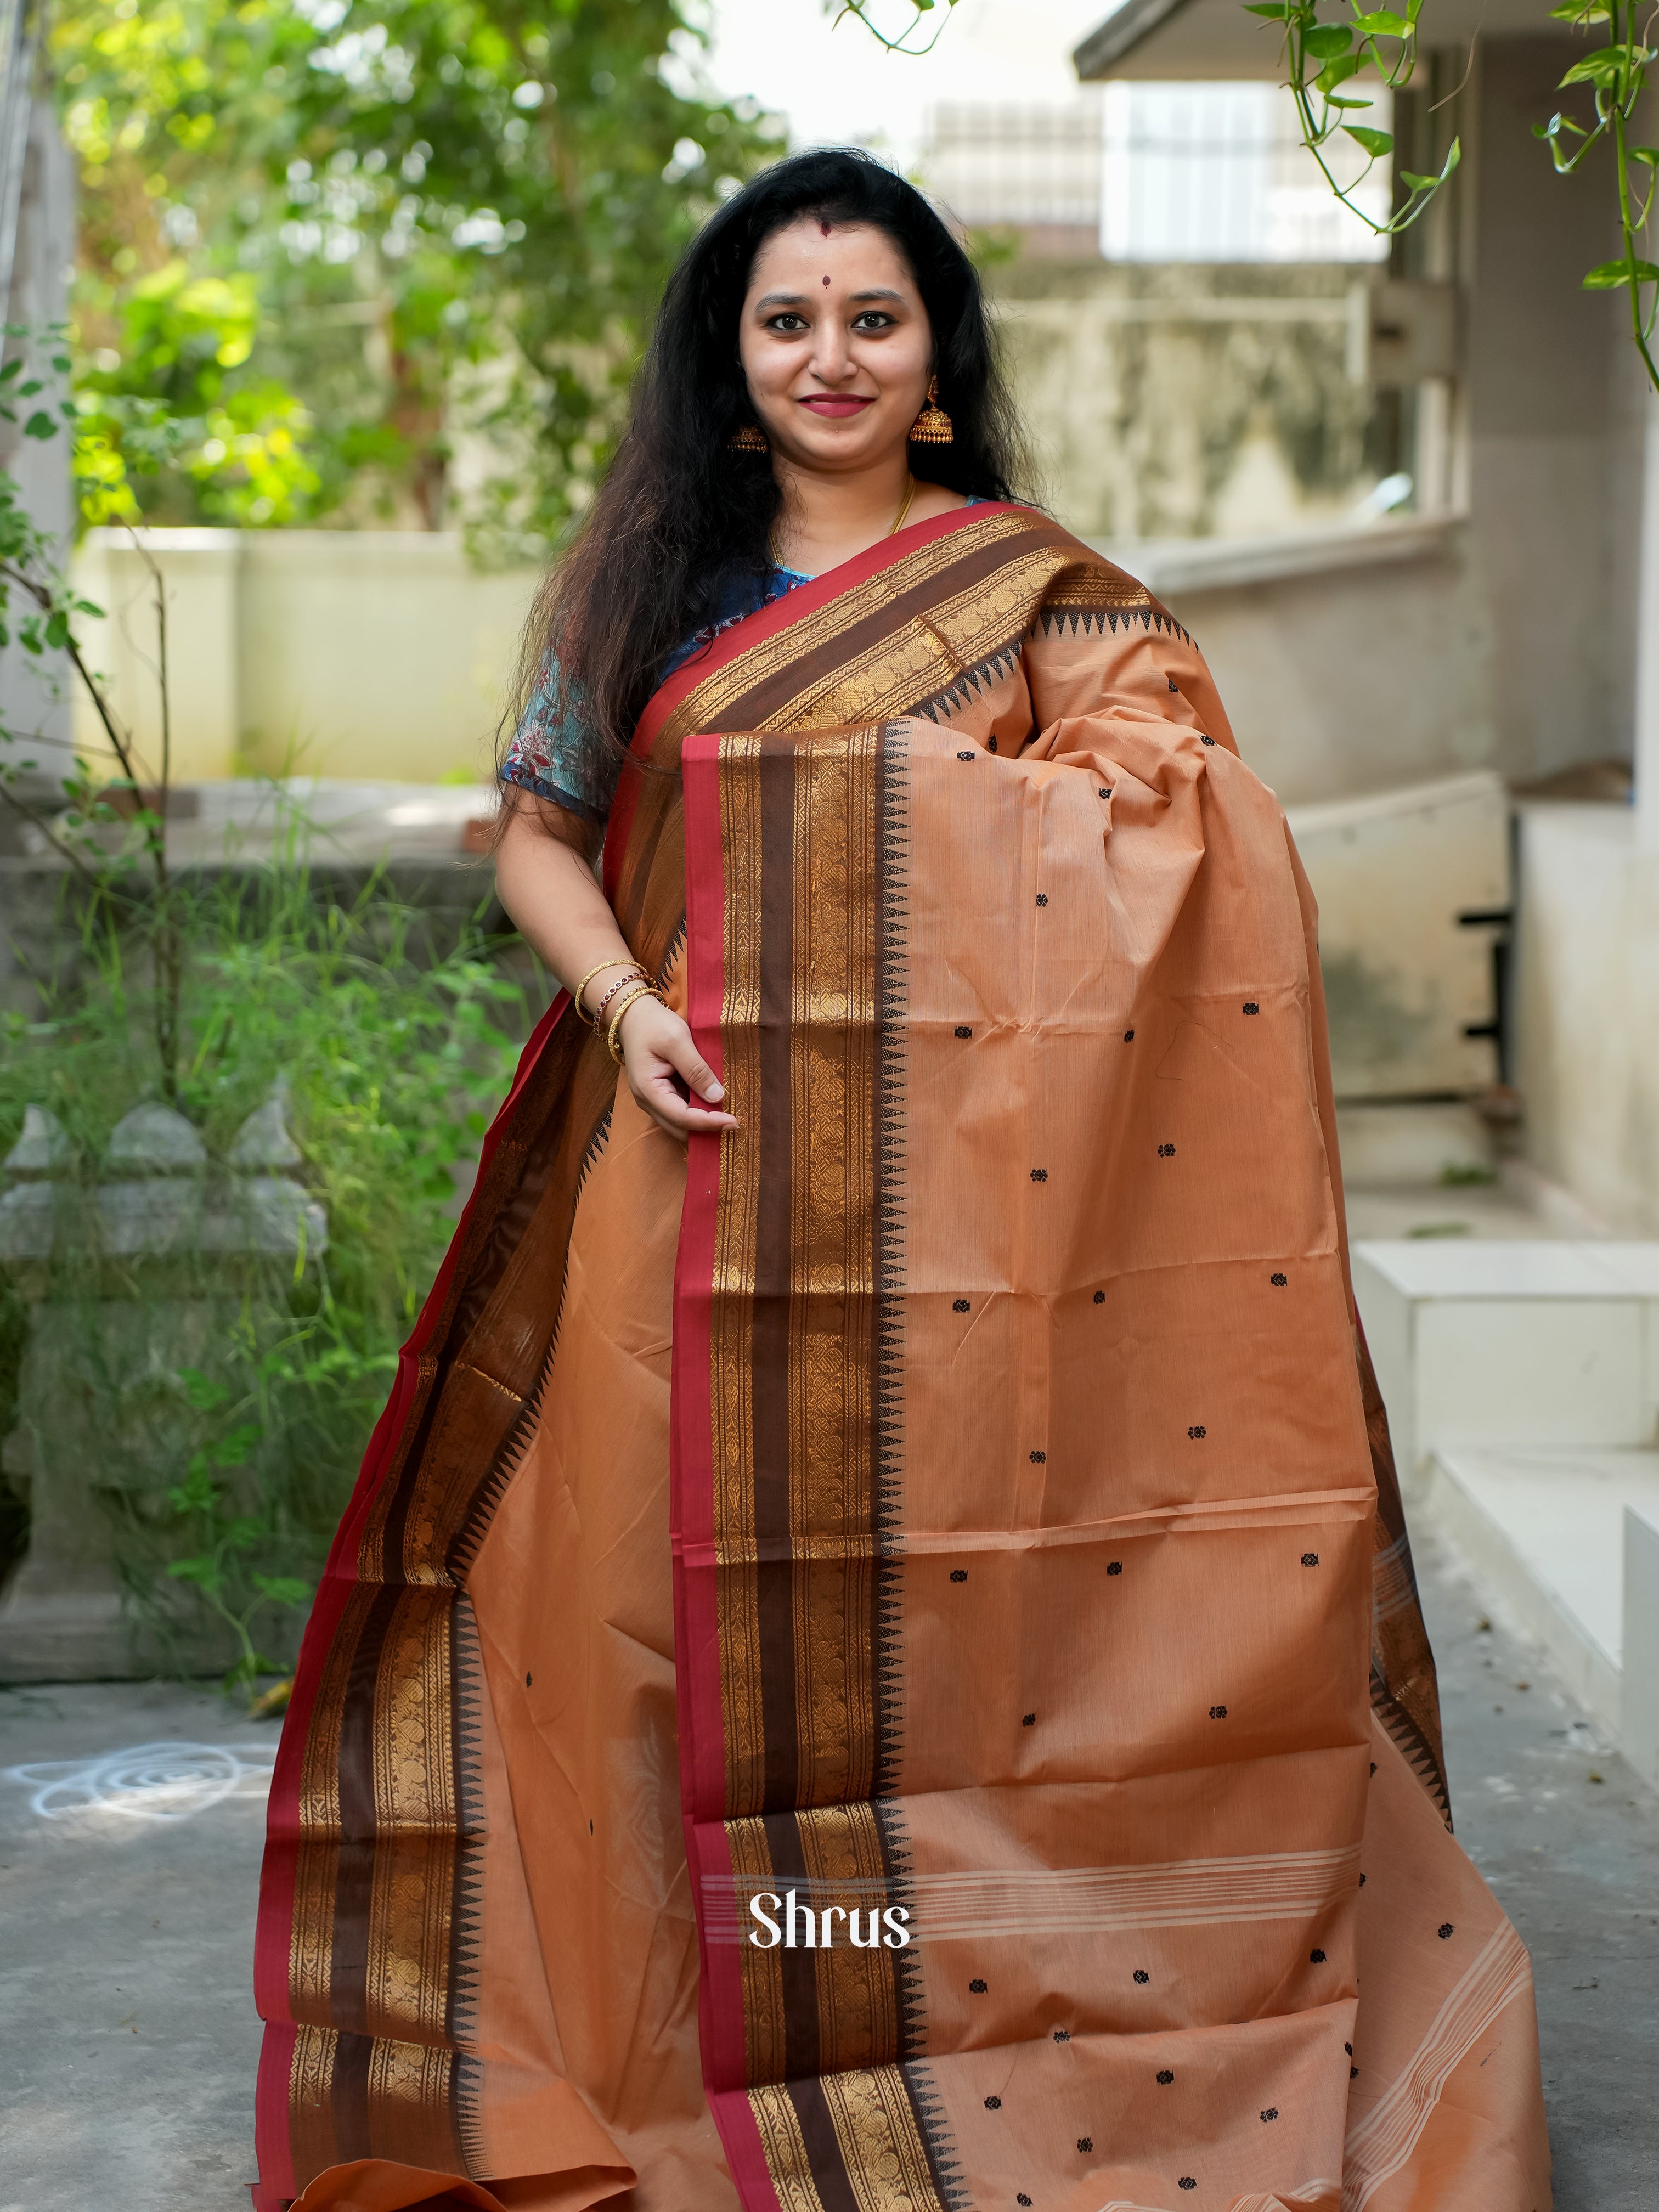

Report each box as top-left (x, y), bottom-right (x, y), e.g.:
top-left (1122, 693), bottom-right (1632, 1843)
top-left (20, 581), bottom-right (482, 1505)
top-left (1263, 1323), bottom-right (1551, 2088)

top-left (500, 563), bottom-right (812, 828)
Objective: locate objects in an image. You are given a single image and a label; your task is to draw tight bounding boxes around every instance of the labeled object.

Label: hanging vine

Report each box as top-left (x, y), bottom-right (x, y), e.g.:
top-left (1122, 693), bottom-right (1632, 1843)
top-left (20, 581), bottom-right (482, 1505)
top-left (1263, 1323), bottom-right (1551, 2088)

top-left (845, 0), bottom-right (1658, 391)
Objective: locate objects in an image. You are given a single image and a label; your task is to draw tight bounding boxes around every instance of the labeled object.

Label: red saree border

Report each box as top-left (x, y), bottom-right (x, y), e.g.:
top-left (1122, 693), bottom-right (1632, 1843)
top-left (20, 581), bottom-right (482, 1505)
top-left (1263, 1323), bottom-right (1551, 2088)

top-left (602, 500), bottom-right (1028, 905)
top-left (251, 989), bottom-right (572, 2208)
top-left (675, 730), bottom-right (783, 2209)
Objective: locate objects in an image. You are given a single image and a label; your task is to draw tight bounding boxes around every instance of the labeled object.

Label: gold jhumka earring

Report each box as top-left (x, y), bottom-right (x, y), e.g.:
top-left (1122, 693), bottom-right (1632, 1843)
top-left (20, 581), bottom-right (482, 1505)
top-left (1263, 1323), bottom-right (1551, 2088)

top-left (909, 376), bottom-right (953, 445)
top-left (727, 423), bottom-right (768, 453)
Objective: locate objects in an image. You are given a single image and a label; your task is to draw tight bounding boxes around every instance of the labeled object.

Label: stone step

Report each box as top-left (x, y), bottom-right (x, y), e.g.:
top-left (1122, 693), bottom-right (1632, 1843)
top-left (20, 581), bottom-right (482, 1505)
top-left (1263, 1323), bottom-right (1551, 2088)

top-left (1352, 1238), bottom-right (1659, 1474)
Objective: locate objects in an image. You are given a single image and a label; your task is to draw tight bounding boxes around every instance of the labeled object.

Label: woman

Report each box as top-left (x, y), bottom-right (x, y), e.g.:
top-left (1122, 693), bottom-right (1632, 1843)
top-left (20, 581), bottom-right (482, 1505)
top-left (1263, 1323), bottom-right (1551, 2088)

top-left (252, 151), bottom-right (1550, 2212)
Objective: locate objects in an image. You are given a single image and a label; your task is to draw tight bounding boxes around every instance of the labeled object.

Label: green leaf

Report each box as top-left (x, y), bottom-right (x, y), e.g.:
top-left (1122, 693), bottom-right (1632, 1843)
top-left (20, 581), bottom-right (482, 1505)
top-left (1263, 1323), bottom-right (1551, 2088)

top-left (0, 359), bottom-right (21, 383)
top-left (1244, 3), bottom-right (1294, 15)
top-left (1345, 125), bottom-right (1396, 155)
top-left (252, 1573), bottom-right (314, 1608)
top-left (1584, 257), bottom-right (1659, 286)
top-left (1549, 0), bottom-right (1611, 15)
top-left (168, 1556), bottom-right (224, 1591)
top-left (1352, 9), bottom-right (1410, 32)
top-left (1559, 43), bottom-right (1650, 86)
top-left (43, 612), bottom-right (68, 649)
top-left (1315, 52), bottom-right (1364, 90)
top-left (22, 411), bottom-right (55, 441)
top-left (1304, 22), bottom-right (1354, 54)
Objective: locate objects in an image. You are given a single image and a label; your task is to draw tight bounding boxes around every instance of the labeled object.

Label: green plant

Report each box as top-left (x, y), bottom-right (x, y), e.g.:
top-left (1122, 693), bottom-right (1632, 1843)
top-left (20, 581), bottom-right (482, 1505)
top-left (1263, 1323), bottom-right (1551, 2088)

top-left (54, 0), bottom-right (779, 545)
top-left (1, 838), bottom-right (527, 1690)
top-left (0, 343), bottom-right (527, 1689)
top-left (865, 0), bottom-right (1657, 393)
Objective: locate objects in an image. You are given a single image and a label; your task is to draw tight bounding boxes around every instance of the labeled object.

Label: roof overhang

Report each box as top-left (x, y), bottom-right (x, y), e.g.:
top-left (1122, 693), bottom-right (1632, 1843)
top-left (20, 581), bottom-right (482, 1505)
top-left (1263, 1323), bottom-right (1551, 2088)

top-left (1074, 0), bottom-right (1574, 81)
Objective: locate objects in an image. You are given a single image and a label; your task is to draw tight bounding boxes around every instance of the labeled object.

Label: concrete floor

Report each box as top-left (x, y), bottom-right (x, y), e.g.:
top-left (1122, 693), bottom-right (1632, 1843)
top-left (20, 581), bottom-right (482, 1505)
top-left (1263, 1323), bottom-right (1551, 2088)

top-left (1, 1534), bottom-right (1655, 2210)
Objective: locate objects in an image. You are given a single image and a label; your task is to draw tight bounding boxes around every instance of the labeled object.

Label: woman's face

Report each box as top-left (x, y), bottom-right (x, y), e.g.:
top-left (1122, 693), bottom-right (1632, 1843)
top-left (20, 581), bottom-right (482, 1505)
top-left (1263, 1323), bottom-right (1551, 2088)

top-left (738, 218), bottom-right (933, 476)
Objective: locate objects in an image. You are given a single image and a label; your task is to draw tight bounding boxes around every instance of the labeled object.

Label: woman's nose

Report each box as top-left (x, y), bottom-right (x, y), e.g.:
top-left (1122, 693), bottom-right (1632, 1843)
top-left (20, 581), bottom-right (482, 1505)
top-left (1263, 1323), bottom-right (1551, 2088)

top-left (810, 324), bottom-right (855, 383)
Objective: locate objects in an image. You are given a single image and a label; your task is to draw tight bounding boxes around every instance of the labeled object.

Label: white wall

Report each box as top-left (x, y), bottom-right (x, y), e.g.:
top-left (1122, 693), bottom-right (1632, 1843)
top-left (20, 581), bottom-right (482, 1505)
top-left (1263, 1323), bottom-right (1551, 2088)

top-left (71, 529), bottom-right (541, 787)
top-left (1515, 801), bottom-right (1659, 1233)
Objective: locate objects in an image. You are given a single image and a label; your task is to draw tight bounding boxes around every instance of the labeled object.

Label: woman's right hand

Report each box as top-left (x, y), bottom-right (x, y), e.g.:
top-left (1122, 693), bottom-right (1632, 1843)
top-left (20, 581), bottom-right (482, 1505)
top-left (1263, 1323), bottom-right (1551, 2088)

top-left (615, 992), bottom-right (740, 1139)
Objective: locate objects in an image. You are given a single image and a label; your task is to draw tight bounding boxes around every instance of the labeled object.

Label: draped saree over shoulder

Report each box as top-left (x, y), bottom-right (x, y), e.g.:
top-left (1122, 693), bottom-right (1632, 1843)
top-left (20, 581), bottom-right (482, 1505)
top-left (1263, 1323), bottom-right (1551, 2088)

top-left (252, 504), bottom-right (1551, 2212)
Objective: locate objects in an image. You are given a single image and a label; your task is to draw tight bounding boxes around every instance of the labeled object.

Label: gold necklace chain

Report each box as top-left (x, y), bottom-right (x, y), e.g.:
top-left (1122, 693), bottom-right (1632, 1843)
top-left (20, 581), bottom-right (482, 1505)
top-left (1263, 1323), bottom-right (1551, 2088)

top-left (772, 472), bottom-right (917, 571)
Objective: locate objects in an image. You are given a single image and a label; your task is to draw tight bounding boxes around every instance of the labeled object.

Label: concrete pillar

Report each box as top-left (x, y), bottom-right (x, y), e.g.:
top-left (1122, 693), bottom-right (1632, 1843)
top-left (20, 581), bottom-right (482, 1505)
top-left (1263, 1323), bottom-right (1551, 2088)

top-left (0, 101), bottom-right (75, 805)
top-left (1634, 391), bottom-right (1659, 853)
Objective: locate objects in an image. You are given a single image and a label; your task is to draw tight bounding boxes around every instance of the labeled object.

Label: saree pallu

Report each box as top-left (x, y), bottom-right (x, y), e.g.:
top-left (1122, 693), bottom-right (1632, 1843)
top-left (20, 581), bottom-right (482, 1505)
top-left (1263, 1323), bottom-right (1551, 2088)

top-left (252, 505), bottom-right (1550, 2212)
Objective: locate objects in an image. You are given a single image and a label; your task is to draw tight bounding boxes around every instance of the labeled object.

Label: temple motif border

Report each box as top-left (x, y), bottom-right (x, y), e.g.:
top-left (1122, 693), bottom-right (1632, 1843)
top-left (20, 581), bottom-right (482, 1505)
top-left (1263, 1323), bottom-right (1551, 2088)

top-left (676, 721), bottom-right (964, 2212)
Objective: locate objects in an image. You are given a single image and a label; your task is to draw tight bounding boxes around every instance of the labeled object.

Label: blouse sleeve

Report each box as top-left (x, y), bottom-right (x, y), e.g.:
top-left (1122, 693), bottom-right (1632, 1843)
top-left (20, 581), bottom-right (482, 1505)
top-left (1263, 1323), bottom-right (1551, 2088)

top-left (500, 653), bottom-right (624, 828)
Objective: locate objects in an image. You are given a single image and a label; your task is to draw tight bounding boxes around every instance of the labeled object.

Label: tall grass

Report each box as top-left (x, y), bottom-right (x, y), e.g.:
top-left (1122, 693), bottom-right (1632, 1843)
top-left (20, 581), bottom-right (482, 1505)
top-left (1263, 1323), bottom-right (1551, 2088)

top-left (0, 819), bottom-right (526, 1687)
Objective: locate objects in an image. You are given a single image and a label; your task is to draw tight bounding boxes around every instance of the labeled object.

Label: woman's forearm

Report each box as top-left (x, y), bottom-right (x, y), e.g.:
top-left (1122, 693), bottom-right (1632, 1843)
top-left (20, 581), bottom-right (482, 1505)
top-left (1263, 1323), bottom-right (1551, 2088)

top-left (493, 797), bottom-right (637, 1015)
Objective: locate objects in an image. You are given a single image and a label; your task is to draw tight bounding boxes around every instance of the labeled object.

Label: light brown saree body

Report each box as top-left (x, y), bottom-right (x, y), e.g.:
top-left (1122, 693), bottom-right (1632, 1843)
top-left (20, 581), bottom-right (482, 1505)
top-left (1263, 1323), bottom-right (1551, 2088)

top-left (252, 504), bottom-right (1550, 2212)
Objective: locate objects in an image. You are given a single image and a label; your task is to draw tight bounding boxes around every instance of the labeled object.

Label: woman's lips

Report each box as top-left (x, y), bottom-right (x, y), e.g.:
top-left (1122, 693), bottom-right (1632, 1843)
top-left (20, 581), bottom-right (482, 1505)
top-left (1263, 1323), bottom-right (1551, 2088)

top-left (799, 395), bottom-right (874, 418)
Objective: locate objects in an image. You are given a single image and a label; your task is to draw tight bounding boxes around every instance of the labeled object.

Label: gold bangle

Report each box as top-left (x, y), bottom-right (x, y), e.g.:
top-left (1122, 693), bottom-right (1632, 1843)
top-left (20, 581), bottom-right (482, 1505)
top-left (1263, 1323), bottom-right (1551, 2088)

top-left (606, 981), bottom-right (663, 1064)
top-left (573, 958), bottom-right (640, 1025)
top-left (590, 967), bottom-right (648, 1029)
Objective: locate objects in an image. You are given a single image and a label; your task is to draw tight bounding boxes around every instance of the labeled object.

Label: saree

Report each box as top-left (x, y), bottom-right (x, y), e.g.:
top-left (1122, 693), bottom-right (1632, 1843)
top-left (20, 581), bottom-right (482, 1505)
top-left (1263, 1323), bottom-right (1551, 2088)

top-left (251, 503), bottom-right (1550, 2212)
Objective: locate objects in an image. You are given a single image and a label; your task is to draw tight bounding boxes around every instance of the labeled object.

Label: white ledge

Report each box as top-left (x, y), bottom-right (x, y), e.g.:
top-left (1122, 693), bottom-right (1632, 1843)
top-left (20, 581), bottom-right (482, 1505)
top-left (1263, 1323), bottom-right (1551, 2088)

top-left (1090, 510), bottom-right (1464, 596)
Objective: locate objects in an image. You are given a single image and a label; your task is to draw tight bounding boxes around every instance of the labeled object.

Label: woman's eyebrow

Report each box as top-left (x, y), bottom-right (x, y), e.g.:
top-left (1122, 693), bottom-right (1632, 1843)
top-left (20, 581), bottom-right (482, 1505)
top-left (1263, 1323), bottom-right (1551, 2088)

top-left (755, 291), bottom-right (808, 308)
top-left (848, 289), bottom-right (906, 304)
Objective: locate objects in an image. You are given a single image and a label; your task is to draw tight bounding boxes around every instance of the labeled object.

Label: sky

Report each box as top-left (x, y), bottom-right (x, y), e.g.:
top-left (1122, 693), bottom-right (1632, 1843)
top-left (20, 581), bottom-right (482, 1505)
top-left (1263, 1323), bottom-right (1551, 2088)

top-left (696, 0), bottom-right (1119, 171)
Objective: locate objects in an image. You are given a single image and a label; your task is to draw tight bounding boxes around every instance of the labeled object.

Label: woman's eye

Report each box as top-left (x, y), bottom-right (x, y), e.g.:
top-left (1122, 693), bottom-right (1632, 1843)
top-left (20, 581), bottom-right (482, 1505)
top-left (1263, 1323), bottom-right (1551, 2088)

top-left (853, 312), bottom-right (895, 331)
top-left (766, 313), bottom-right (807, 333)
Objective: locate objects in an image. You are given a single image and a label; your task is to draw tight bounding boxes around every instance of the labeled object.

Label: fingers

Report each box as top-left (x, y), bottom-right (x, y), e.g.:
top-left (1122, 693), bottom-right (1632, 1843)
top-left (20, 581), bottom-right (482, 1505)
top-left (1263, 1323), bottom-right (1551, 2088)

top-left (618, 1000), bottom-right (740, 1138)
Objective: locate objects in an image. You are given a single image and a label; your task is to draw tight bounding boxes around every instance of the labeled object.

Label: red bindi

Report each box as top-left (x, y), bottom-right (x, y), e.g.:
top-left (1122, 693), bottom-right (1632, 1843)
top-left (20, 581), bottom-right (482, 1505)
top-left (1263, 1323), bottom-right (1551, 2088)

top-left (822, 275), bottom-right (831, 286)
top-left (820, 220), bottom-right (832, 235)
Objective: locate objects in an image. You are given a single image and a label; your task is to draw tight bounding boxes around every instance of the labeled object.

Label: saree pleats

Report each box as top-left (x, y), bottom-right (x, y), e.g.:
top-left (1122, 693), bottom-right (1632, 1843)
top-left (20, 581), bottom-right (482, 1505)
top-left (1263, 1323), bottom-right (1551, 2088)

top-left (253, 504), bottom-right (1549, 2212)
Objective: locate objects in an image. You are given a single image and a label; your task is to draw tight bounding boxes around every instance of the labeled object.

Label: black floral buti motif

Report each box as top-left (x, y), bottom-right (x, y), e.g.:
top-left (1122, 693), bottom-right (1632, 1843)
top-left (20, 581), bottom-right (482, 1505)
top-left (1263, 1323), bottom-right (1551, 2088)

top-left (1030, 1449), bottom-right (1047, 1464)
top-left (1310, 1949), bottom-right (1326, 1963)
top-left (1261, 2109), bottom-right (1278, 2123)
top-left (1031, 1168), bottom-right (1049, 1182)
top-left (1242, 1001), bottom-right (1259, 1014)
top-left (988, 736), bottom-right (999, 753)
top-left (1053, 2028), bottom-right (1070, 2042)
top-left (1077, 2137), bottom-right (1093, 2153)
top-left (957, 750), bottom-right (975, 761)
top-left (950, 1568), bottom-right (967, 1583)
top-left (1158, 1142), bottom-right (1176, 1157)
top-left (985, 2096), bottom-right (1002, 2110)
top-left (1107, 1560), bottom-right (1122, 1575)
top-left (953, 1297), bottom-right (970, 1312)
top-left (1271, 1272), bottom-right (1288, 1286)
top-left (1302, 1552), bottom-right (1319, 1567)
top-left (1133, 1968), bottom-right (1149, 1984)
top-left (1124, 1028), bottom-right (1135, 1041)
top-left (1438, 1922), bottom-right (1455, 1939)
top-left (1098, 786), bottom-right (1110, 798)
top-left (1093, 1289), bottom-right (1105, 1304)
top-left (1199, 732), bottom-right (1216, 745)
top-left (955, 1025), bottom-right (973, 1038)
top-left (1035, 893), bottom-right (1049, 907)
top-left (1022, 1712), bottom-right (1037, 1726)
top-left (1017, 2197), bottom-right (1031, 2208)
top-left (969, 1978), bottom-right (988, 1993)
top-left (1187, 1425), bottom-right (1206, 1440)
top-left (1156, 2069), bottom-right (1175, 2085)
top-left (1209, 1705), bottom-right (1228, 1718)
top-left (1180, 2181), bottom-right (1197, 2192)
